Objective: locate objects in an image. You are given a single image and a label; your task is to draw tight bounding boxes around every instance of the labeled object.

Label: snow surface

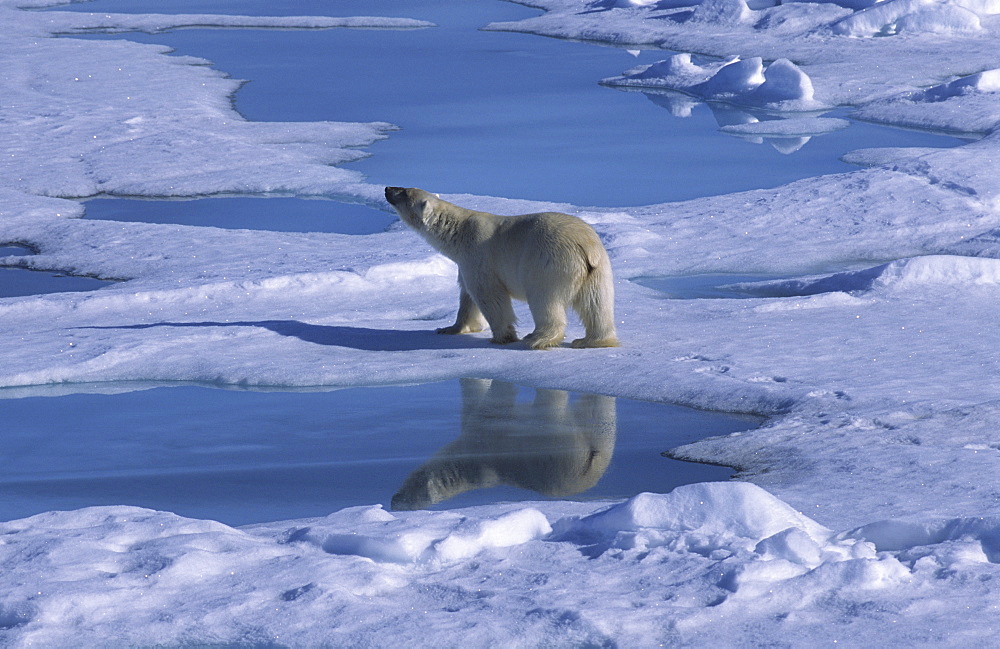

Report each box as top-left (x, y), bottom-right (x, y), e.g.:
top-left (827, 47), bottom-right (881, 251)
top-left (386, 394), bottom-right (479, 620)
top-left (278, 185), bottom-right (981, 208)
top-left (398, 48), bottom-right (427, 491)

top-left (2, 0), bottom-right (1000, 645)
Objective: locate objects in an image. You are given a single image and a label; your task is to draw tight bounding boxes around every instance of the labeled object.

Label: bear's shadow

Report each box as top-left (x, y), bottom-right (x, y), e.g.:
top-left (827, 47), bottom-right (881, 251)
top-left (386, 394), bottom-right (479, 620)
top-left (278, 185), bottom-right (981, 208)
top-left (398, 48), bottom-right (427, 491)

top-left (77, 320), bottom-right (507, 352)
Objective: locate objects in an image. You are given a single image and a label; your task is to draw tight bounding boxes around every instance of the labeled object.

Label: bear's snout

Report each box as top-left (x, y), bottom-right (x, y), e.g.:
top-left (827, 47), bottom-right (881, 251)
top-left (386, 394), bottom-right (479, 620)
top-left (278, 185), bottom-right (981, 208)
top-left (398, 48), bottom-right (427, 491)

top-left (384, 186), bottom-right (406, 205)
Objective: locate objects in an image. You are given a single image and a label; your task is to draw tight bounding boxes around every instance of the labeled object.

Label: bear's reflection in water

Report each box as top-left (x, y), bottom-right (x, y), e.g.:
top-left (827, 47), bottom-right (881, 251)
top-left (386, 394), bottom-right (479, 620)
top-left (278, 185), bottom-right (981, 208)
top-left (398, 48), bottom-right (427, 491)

top-left (392, 378), bottom-right (616, 510)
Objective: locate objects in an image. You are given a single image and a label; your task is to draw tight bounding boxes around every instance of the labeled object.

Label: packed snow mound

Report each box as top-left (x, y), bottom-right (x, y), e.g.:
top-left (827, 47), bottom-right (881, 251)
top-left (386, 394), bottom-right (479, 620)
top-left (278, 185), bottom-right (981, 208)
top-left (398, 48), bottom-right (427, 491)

top-left (851, 68), bottom-right (1000, 133)
top-left (848, 516), bottom-right (1000, 563)
top-left (690, 0), bottom-right (754, 23)
top-left (872, 255), bottom-right (1000, 290)
top-left (916, 68), bottom-right (1000, 101)
top-left (288, 505), bottom-right (553, 564)
top-left (605, 54), bottom-right (826, 110)
top-left (830, 0), bottom-right (985, 36)
top-left (551, 483), bottom-right (837, 557)
top-left (730, 255), bottom-right (1000, 297)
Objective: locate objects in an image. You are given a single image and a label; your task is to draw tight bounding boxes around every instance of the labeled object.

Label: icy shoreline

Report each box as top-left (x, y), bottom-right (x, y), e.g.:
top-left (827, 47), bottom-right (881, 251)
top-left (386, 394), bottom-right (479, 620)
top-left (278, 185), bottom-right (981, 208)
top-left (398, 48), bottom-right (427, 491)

top-left (2, 0), bottom-right (1000, 645)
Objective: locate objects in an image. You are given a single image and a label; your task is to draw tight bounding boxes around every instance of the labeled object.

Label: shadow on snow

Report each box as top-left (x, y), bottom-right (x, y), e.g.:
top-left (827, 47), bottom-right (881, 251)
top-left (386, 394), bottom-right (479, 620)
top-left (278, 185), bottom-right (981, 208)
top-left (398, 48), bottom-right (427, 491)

top-left (76, 320), bottom-right (504, 352)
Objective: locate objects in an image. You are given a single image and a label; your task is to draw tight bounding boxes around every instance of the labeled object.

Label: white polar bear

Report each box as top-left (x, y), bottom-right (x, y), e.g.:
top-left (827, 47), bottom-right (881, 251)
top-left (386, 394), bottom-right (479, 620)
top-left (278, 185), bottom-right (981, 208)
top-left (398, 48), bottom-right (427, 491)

top-left (385, 187), bottom-right (619, 349)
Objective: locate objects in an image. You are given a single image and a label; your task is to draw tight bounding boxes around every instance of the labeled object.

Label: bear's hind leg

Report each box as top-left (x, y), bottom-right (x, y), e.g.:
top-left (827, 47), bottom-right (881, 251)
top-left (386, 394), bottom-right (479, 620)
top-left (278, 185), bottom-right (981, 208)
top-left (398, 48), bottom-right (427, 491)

top-left (570, 272), bottom-right (619, 348)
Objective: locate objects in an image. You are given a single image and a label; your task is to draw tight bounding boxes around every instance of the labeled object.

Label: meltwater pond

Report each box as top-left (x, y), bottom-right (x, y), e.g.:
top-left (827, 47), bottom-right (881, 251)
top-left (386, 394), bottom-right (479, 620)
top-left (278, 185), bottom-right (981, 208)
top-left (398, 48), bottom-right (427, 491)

top-left (636, 264), bottom-right (892, 299)
top-left (1, 245), bottom-right (111, 298)
top-left (0, 379), bottom-right (759, 526)
top-left (62, 0), bottom-right (969, 207)
top-left (634, 274), bottom-right (793, 300)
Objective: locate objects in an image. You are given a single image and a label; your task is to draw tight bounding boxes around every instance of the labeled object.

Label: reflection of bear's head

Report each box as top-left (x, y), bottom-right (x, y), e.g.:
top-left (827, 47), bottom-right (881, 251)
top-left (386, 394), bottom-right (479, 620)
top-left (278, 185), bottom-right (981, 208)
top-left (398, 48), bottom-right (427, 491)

top-left (384, 186), bottom-right (441, 232)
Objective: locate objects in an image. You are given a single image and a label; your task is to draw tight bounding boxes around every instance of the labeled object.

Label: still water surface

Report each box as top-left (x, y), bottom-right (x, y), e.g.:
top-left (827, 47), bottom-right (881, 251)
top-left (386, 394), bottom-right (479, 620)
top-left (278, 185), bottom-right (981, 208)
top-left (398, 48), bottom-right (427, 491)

top-left (0, 379), bottom-right (759, 525)
top-left (63, 0), bottom-right (968, 207)
top-left (0, 246), bottom-right (111, 298)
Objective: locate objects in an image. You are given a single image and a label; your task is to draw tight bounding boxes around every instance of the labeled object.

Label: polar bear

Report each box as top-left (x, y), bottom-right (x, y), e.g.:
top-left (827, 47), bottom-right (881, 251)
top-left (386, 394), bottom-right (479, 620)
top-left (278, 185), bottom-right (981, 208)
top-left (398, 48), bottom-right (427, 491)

top-left (384, 186), bottom-right (619, 349)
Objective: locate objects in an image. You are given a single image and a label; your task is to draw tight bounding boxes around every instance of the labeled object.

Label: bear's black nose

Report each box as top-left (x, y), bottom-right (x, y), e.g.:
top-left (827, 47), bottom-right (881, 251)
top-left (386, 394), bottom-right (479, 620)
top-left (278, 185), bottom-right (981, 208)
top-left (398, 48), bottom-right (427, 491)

top-left (384, 186), bottom-right (404, 204)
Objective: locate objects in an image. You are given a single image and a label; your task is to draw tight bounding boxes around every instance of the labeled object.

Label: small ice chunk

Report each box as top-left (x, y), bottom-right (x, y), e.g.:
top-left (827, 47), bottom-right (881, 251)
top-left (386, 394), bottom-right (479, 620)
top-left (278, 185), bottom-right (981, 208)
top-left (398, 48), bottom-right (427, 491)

top-left (719, 116), bottom-right (850, 136)
top-left (755, 527), bottom-right (823, 566)
top-left (434, 509), bottom-right (553, 562)
top-left (310, 507), bottom-right (550, 564)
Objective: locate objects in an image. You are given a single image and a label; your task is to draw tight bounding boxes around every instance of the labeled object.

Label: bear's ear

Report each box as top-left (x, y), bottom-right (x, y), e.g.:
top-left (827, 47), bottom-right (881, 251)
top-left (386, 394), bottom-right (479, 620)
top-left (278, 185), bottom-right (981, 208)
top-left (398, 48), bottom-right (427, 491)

top-left (419, 197), bottom-right (436, 223)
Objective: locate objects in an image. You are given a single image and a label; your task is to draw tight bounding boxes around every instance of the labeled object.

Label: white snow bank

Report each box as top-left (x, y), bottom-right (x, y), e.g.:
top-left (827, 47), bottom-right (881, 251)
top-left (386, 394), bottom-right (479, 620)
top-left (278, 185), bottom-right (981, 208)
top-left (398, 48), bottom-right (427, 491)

top-left (551, 482), bottom-right (837, 555)
top-left (297, 506), bottom-right (552, 564)
top-left (830, 0), bottom-right (984, 36)
top-left (605, 54), bottom-right (827, 110)
top-left (839, 0), bottom-right (1000, 35)
top-left (12, 483), bottom-right (993, 646)
top-left (915, 68), bottom-right (1000, 101)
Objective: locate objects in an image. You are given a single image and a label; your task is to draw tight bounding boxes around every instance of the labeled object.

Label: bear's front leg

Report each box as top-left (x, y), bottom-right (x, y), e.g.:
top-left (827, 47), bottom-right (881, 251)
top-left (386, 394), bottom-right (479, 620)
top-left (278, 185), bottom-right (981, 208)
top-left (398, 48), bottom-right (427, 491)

top-left (436, 282), bottom-right (486, 335)
top-left (467, 280), bottom-right (518, 345)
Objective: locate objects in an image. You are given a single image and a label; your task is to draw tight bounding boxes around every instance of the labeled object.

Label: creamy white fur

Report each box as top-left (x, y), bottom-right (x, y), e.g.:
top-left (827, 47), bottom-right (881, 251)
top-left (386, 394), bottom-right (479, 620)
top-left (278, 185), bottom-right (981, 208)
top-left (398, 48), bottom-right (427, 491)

top-left (385, 187), bottom-right (619, 349)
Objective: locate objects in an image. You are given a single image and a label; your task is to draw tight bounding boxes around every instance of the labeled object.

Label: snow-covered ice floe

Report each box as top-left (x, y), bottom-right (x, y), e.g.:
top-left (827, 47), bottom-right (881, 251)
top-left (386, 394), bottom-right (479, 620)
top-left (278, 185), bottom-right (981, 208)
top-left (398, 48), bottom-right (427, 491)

top-left (0, 0), bottom-right (422, 201)
top-left (3, 482), bottom-right (1000, 646)
top-left (2, 0), bottom-right (1000, 645)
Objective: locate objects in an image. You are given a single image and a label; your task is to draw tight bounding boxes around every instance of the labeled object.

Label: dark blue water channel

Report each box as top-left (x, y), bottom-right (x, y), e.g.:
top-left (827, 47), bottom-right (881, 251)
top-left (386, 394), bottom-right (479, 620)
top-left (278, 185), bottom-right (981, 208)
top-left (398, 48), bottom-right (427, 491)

top-left (0, 379), bottom-right (759, 525)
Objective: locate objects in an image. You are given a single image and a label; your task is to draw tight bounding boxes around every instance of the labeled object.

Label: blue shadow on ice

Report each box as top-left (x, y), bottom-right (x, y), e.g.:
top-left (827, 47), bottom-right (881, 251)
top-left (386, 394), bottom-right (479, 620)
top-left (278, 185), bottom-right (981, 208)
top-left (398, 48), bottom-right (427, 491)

top-left (79, 320), bottom-right (500, 351)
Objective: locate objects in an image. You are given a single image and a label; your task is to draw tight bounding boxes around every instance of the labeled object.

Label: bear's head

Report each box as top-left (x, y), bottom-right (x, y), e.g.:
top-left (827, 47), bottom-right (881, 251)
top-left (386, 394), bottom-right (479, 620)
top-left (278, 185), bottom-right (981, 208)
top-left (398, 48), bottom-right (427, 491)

top-left (384, 186), bottom-right (440, 232)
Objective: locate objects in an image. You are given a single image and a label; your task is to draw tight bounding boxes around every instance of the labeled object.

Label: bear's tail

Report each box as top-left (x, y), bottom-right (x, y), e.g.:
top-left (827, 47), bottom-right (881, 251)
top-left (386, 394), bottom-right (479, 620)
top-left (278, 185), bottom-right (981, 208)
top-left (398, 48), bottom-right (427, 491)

top-left (571, 244), bottom-right (619, 348)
